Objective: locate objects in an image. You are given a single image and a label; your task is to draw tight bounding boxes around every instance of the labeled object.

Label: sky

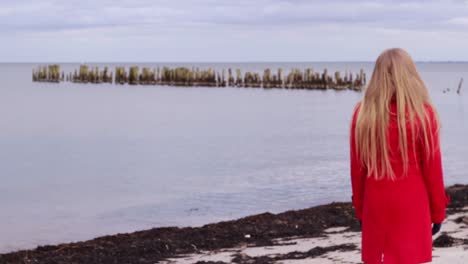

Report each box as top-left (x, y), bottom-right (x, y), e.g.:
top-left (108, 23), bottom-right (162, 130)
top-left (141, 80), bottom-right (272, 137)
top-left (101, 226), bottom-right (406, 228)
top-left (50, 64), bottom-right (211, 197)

top-left (1, 0), bottom-right (468, 62)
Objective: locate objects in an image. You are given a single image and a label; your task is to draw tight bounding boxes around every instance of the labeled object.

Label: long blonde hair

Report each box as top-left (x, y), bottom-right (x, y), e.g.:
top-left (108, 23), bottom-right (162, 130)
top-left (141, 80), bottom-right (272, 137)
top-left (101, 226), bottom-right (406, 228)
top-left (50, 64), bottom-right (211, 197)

top-left (355, 48), bottom-right (439, 180)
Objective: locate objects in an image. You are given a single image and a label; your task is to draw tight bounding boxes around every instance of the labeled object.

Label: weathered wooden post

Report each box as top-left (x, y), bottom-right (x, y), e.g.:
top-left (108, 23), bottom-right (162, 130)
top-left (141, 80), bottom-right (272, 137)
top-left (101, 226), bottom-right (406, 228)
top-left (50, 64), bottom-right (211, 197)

top-left (140, 67), bottom-right (150, 85)
top-left (94, 67), bottom-right (99, 83)
top-left (155, 67), bottom-right (160, 84)
top-left (210, 68), bottom-right (217, 87)
top-left (263, 68), bottom-right (272, 88)
top-left (286, 69), bottom-right (302, 89)
top-left (322, 68), bottom-right (329, 89)
top-left (254, 73), bottom-right (261, 88)
top-left (114, 67), bottom-right (120, 84)
top-left (46, 65), bottom-right (60, 82)
top-left (129, 66), bottom-right (139, 85)
top-left (102, 67), bottom-right (109, 83)
top-left (361, 69), bottom-right (366, 86)
top-left (88, 66), bottom-right (94, 83)
top-left (277, 68), bottom-right (283, 88)
top-left (116, 67), bottom-right (128, 84)
top-left (160, 67), bottom-right (167, 85)
top-left (335, 71), bottom-right (340, 84)
top-left (285, 70), bottom-right (292, 89)
top-left (235, 69), bottom-right (242, 87)
top-left (46, 65), bottom-right (51, 81)
top-left (87, 66), bottom-right (93, 83)
top-left (363, 70), bottom-right (367, 85)
top-left (228, 68), bottom-right (234, 87)
top-left (335, 71), bottom-right (345, 90)
top-left (174, 67), bottom-right (180, 85)
top-left (151, 68), bottom-right (157, 84)
top-left (79, 65), bottom-right (89, 83)
top-left (211, 68), bottom-right (216, 87)
top-left (244, 72), bottom-right (251, 87)
top-left (457, 78), bottom-right (463, 94)
top-left (221, 69), bottom-right (226, 87)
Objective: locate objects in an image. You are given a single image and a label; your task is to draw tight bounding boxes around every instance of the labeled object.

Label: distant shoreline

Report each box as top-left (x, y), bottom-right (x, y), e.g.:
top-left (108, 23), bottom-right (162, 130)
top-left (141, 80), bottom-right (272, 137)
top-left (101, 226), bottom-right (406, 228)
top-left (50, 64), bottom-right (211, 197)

top-left (1, 184), bottom-right (467, 264)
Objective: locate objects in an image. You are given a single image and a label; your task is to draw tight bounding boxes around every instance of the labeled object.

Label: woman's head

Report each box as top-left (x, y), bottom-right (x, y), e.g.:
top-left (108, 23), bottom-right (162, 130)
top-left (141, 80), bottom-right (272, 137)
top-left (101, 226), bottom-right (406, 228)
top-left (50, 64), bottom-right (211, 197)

top-left (354, 48), bottom-right (438, 180)
top-left (366, 48), bottom-right (429, 105)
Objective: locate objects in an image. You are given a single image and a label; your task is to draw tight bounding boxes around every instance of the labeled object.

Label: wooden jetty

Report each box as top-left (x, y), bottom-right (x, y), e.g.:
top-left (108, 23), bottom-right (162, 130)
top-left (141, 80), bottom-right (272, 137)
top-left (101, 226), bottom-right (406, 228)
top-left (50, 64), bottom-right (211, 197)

top-left (32, 65), bottom-right (367, 91)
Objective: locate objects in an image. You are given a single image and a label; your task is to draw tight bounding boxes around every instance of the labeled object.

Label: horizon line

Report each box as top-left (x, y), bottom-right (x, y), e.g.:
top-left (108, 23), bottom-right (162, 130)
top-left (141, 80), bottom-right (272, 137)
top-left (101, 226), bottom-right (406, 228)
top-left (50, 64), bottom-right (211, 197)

top-left (2, 60), bottom-right (468, 64)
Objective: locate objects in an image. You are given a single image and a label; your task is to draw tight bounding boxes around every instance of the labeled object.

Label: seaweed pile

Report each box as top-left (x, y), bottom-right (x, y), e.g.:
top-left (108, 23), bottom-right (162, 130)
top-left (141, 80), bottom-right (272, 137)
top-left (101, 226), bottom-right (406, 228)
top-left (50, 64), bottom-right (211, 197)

top-left (1, 184), bottom-right (466, 264)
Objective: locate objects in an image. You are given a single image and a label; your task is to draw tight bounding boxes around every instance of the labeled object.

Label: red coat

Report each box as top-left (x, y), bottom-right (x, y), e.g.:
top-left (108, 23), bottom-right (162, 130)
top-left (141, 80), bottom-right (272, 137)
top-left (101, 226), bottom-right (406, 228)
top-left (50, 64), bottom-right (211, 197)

top-left (350, 99), bottom-right (450, 264)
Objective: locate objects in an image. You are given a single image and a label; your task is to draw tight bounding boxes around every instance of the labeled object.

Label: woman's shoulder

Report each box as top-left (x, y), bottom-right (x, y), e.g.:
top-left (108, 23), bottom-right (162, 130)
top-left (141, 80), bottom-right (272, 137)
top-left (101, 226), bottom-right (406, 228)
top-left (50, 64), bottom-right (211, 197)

top-left (422, 103), bottom-right (440, 131)
top-left (420, 103), bottom-right (439, 127)
top-left (423, 103), bottom-right (436, 117)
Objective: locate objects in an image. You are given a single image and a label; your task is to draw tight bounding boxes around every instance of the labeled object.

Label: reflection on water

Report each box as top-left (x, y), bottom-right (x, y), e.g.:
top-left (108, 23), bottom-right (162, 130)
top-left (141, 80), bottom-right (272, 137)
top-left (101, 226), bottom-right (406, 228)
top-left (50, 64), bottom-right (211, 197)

top-left (0, 62), bottom-right (467, 252)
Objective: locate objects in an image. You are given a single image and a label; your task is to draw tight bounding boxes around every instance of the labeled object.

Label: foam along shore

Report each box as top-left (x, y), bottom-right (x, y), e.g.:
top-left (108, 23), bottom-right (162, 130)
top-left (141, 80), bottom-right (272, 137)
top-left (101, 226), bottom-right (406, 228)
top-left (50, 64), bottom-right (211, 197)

top-left (32, 65), bottom-right (366, 91)
top-left (0, 184), bottom-right (466, 264)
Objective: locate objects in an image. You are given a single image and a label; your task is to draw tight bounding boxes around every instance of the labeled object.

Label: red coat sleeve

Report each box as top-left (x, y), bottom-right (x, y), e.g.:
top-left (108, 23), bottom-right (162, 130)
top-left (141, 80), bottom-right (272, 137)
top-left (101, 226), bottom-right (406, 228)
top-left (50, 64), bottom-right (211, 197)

top-left (350, 103), bottom-right (366, 220)
top-left (420, 106), bottom-right (450, 223)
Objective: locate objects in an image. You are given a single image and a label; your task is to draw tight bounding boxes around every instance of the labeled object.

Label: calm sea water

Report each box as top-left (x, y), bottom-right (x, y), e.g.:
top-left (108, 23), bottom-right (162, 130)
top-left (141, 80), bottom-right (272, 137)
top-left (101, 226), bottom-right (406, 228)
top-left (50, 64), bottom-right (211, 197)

top-left (1, 62), bottom-right (467, 253)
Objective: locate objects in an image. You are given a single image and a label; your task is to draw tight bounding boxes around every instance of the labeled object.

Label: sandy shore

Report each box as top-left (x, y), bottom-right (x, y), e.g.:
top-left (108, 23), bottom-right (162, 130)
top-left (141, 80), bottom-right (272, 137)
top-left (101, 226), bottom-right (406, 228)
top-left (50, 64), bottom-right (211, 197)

top-left (0, 184), bottom-right (467, 264)
top-left (163, 207), bottom-right (468, 264)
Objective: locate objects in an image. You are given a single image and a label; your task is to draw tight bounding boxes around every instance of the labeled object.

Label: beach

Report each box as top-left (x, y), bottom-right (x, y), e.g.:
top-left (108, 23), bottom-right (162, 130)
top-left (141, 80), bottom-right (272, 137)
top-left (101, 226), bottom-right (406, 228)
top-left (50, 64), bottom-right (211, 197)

top-left (3, 0), bottom-right (468, 263)
top-left (1, 184), bottom-right (466, 264)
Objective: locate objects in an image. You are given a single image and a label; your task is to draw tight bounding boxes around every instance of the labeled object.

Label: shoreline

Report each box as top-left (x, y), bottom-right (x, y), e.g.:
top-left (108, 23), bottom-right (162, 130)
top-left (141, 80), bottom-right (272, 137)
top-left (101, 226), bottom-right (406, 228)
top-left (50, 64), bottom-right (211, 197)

top-left (1, 184), bottom-right (467, 264)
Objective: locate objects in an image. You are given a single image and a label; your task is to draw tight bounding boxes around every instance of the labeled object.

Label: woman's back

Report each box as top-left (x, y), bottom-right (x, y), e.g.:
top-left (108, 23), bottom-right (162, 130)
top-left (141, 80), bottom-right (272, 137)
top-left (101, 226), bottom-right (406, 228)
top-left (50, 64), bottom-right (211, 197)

top-left (349, 48), bottom-right (450, 264)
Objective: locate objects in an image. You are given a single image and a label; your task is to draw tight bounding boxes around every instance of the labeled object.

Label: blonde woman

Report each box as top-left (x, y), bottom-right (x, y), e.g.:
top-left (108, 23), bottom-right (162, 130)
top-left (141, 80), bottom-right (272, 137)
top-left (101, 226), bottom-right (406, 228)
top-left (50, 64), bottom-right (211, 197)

top-left (350, 48), bottom-right (450, 264)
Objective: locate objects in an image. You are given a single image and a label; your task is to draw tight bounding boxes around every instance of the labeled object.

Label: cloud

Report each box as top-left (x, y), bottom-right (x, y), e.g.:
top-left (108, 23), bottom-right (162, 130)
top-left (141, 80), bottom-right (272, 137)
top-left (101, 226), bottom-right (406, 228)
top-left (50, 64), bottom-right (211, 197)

top-left (1, 0), bottom-right (468, 61)
top-left (2, 0), bottom-right (468, 32)
top-left (446, 17), bottom-right (468, 25)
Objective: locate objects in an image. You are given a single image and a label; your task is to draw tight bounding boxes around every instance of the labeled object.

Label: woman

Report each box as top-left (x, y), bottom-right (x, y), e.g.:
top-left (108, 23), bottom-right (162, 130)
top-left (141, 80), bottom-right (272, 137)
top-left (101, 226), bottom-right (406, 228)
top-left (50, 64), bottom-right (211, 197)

top-left (349, 48), bottom-right (450, 264)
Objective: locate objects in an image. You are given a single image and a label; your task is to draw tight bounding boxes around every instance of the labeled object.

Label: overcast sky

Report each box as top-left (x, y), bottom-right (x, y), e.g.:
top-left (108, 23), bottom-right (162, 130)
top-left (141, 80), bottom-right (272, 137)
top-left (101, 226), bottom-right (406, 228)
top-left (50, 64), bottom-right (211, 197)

top-left (2, 0), bottom-right (468, 62)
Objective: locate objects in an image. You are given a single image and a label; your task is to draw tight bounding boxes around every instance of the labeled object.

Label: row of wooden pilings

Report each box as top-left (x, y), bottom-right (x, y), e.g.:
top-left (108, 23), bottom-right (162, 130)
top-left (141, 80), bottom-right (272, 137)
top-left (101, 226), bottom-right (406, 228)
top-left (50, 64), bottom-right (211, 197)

top-left (32, 65), bottom-right (63, 83)
top-left (32, 65), bottom-right (366, 91)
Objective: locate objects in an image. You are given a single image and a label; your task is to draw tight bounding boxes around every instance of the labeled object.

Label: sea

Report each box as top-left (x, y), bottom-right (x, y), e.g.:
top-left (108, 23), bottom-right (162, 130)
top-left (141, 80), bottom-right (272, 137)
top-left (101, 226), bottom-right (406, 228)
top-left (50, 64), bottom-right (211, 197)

top-left (1, 62), bottom-right (467, 253)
